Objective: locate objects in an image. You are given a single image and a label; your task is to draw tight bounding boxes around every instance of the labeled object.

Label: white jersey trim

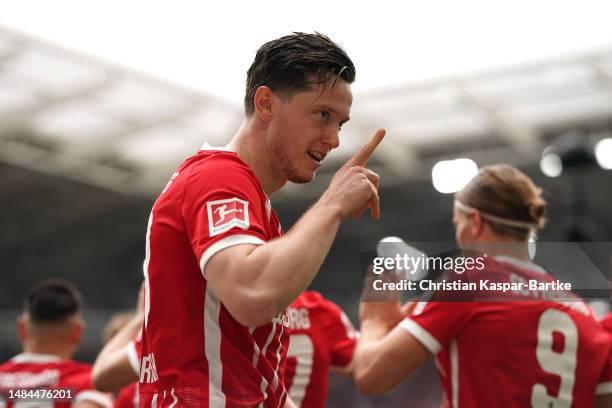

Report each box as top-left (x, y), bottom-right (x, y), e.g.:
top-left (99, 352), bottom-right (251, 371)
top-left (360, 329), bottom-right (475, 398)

top-left (200, 234), bottom-right (265, 278)
top-left (125, 341), bottom-right (140, 375)
top-left (75, 391), bottom-right (113, 408)
top-left (143, 211), bottom-right (154, 327)
top-left (204, 286), bottom-right (226, 406)
top-left (200, 143), bottom-right (234, 152)
top-left (11, 353), bottom-right (62, 364)
top-left (596, 381), bottom-right (612, 395)
top-left (400, 318), bottom-right (442, 354)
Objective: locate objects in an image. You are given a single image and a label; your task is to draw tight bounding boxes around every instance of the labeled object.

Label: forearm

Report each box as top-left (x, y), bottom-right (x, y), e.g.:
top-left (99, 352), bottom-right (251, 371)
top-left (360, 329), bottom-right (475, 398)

top-left (234, 202), bottom-right (342, 321)
top-left (92, 315), bottom-right (142, 390)
top-left (353, 318), bottom-right (431, 396)
top-left (353, 320), bottom-right (390, 389)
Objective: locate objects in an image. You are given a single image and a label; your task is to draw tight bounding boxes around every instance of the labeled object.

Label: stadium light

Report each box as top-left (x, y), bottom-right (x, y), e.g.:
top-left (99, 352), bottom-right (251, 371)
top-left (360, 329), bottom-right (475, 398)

top-left (539, 150), bottom-right (563, 177)
top-left (431, 158), bottom-right (478, 194)
top-left (594, 138), bottom-right (612, 169)
top-left (540, 132), bottom-right (597, 177)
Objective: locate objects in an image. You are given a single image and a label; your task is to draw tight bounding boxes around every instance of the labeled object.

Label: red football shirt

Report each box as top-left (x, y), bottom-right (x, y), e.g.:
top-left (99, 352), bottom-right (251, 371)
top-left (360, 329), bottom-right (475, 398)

top-left (401, 256), bottom-right (612, 407)
top-left (283, 291), bottom-right (356, 408)
top-left (114, 383), bottom-right (137, 408)
top-left (0, 353), bottom-right (112, 408)
top-left (139, 146), bottom-right (288, 407)
top-left (600, 313), bottom-right (612, 334)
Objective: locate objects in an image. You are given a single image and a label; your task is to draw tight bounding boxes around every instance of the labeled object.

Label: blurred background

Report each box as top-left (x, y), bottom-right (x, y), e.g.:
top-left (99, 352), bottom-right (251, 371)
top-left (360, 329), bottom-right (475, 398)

top-left (0, 1), bottom-right (611, 406)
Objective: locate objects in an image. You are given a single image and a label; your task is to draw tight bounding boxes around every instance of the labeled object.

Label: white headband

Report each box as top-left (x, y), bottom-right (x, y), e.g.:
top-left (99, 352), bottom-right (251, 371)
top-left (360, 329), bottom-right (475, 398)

top-left (454, 199), bottom-right (538, 231)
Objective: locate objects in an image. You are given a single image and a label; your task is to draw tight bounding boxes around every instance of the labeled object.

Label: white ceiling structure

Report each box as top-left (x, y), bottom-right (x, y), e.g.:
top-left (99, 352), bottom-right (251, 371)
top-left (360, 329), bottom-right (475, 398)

top-left (0, 22), bottom-right (611, 200)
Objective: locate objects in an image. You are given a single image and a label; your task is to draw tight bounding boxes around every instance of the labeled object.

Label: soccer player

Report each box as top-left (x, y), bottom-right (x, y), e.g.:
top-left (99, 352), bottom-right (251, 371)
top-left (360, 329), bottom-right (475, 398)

top-left (284, 291), bottom-right (357, 407)
top-left (353, 164), bottom-right (612, 407)
top-left (91, 284), bottom-right (144, 408)
top-left (140, 32), bottom-right (384, 407)
top-left (92, 284), bottom-right (143, 394)
top-left (0, 279), bottom-right (112, 408)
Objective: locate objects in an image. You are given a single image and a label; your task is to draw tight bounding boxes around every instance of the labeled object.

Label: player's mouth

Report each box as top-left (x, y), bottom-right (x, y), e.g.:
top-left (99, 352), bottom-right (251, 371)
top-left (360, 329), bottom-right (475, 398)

top-left (307, 150), bottom-right (325, 164)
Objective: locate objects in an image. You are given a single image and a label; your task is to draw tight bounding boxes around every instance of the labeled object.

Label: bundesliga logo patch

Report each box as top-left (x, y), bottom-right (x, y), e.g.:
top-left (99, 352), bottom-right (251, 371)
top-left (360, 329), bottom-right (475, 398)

top-left (207, 198), bottom-right (250, 237)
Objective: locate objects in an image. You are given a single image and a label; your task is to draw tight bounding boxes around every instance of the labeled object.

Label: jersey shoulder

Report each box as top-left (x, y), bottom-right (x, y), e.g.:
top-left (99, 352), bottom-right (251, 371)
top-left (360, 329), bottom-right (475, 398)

top-left (291, 291), bottom-right (343, 318)
top-left (187, 151), bottom-right (259, 184)
top-left (177, 150), bottom-right (266, 203)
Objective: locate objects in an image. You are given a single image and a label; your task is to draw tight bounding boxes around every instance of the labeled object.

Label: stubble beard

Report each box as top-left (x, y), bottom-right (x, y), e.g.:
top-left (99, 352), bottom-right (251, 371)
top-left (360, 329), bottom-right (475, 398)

top-left (270, 128), bottom-right (314, 185)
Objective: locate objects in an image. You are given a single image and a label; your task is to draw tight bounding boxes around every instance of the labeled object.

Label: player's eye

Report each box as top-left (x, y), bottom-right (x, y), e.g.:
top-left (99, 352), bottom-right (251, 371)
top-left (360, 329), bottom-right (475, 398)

top-left (319, 111), bottom-right (330, 121)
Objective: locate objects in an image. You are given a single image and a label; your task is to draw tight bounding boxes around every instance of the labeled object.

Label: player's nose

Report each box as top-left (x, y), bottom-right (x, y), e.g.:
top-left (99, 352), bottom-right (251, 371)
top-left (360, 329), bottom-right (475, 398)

top-left (321, 128), bottom-right (340, 150)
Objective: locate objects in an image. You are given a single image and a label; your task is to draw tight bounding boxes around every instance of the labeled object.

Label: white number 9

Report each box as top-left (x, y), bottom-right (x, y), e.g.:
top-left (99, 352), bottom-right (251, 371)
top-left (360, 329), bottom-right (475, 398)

top-left (531, 309), bottom-right (578, 408)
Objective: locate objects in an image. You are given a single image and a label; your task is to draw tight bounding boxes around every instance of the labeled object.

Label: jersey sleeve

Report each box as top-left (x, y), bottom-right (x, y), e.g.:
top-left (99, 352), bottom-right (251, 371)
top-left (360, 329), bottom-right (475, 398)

top-left (125, 341), bottom-right (140, 376)
top-left (182, 155), bottom-right (269, 276)
top-left (321, 299), bottom-right (357, 368)
top-left (400, 300), bottom-right (475, 354)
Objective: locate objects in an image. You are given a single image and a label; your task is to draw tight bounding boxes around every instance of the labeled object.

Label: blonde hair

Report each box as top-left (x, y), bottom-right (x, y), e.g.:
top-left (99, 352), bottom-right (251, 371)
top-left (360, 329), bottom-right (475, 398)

top-left (455, 164), bottom-right (547, 240)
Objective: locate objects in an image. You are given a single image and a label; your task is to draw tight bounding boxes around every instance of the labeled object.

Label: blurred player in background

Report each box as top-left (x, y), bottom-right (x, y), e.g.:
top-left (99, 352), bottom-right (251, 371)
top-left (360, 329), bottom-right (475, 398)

top-left (92, 284), bottom-right (144, 408)
top-left (101, 314), bottom-right (134, 347)
top-left (0, 279), bottom-right (112, 408)
top-left (98, 312), bottom-right (139, 408)
top-left (354, 164), bottom-right (612, 407)
top-left (284, 291), bottom-right (357, 407)
top-left (140, 32), bottom-right (383, 407)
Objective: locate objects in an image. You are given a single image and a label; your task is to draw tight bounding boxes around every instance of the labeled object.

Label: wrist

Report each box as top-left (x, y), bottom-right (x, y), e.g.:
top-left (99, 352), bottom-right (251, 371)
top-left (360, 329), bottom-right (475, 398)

top-left (312, 197), bottom-right (344, 223)
top-left (360, 319), bottom-right (391, 338)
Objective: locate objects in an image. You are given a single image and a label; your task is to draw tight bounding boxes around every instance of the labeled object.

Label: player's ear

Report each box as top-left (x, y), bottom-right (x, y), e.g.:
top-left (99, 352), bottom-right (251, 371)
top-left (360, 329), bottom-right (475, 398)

top-left (17, 314), bottom-right (28, 342)
top-left (470, 212), bottom-right (484, 236)
top-left (68, 316), bottom-right (84, 345)
top-left (253, 86), bottom-right (276, 122)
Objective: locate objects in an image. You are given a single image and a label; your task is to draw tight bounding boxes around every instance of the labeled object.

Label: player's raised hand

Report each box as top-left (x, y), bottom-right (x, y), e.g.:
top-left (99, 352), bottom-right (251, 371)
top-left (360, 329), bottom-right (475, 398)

top-left (343, 128), bottom-right (385, 168)
top-left (359, 300), bottom-right (404, 330)
top-left (320, 128), bottom-right (385, 220)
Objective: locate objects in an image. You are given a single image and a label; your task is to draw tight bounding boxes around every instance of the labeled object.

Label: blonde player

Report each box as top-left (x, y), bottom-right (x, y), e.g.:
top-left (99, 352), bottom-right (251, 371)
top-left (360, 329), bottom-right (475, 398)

top-left (354, 164), bottom-right (612, 407)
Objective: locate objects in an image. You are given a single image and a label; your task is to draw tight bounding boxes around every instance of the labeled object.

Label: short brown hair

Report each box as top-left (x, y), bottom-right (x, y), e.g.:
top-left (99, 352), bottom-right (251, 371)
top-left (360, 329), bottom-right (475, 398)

top-left (24, 278), bottom-right (82, 323)
top-left (244, 32), bottom-right (355, 115)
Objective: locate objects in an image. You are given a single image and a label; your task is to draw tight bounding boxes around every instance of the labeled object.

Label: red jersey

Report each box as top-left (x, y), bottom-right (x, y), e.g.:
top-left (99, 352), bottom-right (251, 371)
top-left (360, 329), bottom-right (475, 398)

top-left (283, 291), bottom-right (356, 408)
top-left (0, 353), bottom-right (112, 408)
top-left (114, 383), bottom-right (138, 408)
top-left (140, 146), bottom-right (288, 407)
top-left (401, 256), bottom-right (612, 407)
top-left (600, 313), bottom-right (612, 334)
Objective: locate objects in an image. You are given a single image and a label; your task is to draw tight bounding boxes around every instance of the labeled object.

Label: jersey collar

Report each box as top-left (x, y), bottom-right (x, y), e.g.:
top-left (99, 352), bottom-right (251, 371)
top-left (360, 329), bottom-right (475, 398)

top-left (200, 142), bottom-right (234, 152)
top-left (11, 353), bottom-right (63, 363)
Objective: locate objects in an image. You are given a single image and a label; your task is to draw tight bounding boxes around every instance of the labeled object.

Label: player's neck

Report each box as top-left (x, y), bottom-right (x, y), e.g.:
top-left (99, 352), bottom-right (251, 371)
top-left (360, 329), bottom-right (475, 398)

top-left (23, 339), bottom-right (74, 361)
top-left (227, 119), bottom-right (286, 196)
top-left (469, 235), bottom-right (531, 262)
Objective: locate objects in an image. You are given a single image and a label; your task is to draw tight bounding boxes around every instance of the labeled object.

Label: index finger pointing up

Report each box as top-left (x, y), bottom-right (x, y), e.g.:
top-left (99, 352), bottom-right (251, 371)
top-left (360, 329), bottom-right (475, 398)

top-left (344, 128), bottom-right (386, 168)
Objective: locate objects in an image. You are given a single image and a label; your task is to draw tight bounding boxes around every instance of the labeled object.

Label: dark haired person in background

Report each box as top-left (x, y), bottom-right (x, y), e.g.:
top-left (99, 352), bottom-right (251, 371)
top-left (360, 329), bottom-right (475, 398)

top-left (0, 279), bottom-right (112, 408)
top-left (139, 32), bottom-right (384, 407)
